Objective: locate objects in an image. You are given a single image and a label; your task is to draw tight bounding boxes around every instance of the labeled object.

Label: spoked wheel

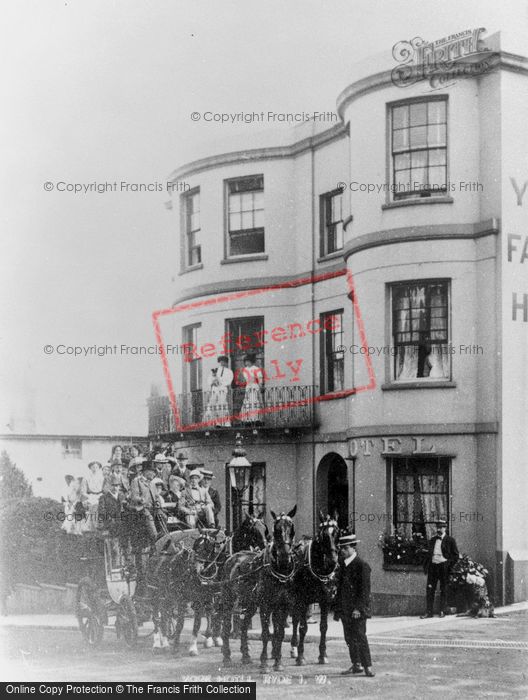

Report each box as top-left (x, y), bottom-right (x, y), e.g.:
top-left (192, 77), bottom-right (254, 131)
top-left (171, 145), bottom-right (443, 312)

top-left (116, 594), bottom-right (138, 647)
top-left (76, 577), bottom-right (104, 647)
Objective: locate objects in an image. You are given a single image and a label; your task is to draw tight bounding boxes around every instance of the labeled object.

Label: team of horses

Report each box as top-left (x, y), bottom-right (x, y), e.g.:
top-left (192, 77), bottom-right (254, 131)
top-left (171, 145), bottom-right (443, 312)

top-left (145, 507), bottom-right (341, 671)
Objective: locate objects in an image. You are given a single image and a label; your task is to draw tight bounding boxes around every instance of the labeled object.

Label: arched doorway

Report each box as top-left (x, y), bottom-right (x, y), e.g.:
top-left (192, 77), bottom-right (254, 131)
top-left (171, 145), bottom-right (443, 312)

top-left (316, 453), bottom-right (349, 530)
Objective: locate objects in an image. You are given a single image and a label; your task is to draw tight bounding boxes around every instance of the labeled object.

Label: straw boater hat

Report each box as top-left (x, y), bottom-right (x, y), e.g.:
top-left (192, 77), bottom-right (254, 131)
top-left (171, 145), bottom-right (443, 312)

top-left (176, 452), bottom-right (188, 461)
top-left (200, 469), bottom-right (215, 479)
top-left (338, 533), bottom-right (361, 547)
top-left (189, 469), bottom-right (203, 479)
top-left (436, 519), bottom-right (448, 527)
top-left (154, 453), bottom-right (169, 463)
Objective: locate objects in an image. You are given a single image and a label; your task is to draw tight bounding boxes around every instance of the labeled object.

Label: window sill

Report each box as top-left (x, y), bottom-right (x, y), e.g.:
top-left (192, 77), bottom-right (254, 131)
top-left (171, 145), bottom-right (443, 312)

top-left (383, 563), bottom-right (423, 572)
top-left (382, 196), bottom-right (454, 210)
top-left (317, 250), bottom-right (344, 263)
top-left (179, 263), bottom-right (204, 276)
top-left (221, 254), bottom-right (269, 264)
top-left (381, 381), bottom-right (457, 391)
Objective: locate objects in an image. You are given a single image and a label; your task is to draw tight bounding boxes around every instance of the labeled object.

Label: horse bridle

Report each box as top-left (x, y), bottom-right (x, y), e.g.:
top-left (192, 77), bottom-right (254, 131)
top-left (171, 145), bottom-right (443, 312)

top-left (266, 515), bottom-right (297, 582)
top-left (305, 519), bottom-right (339, 583)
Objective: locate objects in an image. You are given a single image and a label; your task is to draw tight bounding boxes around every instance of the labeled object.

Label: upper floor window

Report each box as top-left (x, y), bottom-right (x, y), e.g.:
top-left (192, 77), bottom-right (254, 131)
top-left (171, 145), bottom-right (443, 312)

top-left (391, 280), bottom-right (450, 382)
top-left (320, 310), bottom-right (344, 393)
top-left (227, 175), bottom-right (264, 256)
top-left (391, 98), bottom-right (447, 200)
top-left (183, 189), bottom-right (201, 267)
top-left (320, 188), bottom-right (344, 256)
top-left (62, 439), bottom-right (82, 459)
top-left (183, 323), bottom-right (202, 393)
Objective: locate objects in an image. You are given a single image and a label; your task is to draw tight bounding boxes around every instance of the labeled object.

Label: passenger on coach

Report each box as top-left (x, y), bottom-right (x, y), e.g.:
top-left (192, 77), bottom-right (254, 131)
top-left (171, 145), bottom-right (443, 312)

top-left (188, 469), bottom-right (215, 527)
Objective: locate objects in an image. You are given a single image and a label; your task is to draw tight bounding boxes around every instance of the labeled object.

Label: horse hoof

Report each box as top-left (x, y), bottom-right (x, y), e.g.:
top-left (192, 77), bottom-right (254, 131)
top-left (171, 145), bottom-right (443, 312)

top-left (259, 664), bottom-right (268, 673)
top-left (290, 648), bottom-right (298, 658)
top-left (318, 656), bottom-right (329, 665)
top-left (273, 663), bottom-right (284, 672)
top-left (204, 637), bottom-right (213, 648)
top-left (214, 637), bottom-right (223, 647)
top-left (295, 658), bottom-right (305, 667)
top-left (189, 648), bottom-right (199, 657)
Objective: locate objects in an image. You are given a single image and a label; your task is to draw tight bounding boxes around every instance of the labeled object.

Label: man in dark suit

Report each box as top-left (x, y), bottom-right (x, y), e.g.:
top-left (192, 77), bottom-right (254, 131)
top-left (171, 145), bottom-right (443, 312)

top-left (421, 519), bottom-right (459, 618)
top-left (334, 533), bottom-right (375, 677)
top-left (200, 469), bottom-right (221, 526)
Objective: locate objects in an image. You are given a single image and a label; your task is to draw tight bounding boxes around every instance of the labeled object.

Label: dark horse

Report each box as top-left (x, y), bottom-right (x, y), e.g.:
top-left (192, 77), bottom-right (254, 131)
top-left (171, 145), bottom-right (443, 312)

top-left (232, 512), bottom-right (269, 552)
top-left (220, 506), bottom-right (297, 670)
top-left (290, 512), bottom-right (340, 665)
top-left (149, 528), bottom-right (224, 654)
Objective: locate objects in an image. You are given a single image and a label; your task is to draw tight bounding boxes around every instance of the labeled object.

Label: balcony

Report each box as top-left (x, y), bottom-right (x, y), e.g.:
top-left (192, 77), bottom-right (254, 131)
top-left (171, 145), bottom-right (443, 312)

top-left (148, 385), bottom-right (316, 436)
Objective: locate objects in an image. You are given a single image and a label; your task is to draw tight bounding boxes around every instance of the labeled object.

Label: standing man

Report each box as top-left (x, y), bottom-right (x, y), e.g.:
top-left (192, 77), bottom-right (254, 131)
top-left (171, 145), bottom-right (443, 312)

top-left (172, 452), bottom-right (190, 481)
top-left (334, 533), bottom-right (375, 677)
top-left (200, 469), bottom-right (221, 526)
top-left (421, 519), bottom-right (459, 618)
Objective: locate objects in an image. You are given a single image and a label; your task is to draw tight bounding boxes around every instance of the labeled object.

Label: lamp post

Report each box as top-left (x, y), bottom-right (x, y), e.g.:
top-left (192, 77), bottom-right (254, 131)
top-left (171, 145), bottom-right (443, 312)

top-left (226, 433), bottom-right (252, 532)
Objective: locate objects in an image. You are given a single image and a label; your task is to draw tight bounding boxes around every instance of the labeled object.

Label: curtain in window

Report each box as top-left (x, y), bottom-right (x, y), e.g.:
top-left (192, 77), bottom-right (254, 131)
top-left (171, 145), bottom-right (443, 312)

top-left (396, 286), bottom-right (425, 379)
top-left (418, 473), bottom-right (447, 539)
top-left (426, 285), bottom-right (449, 378)
top-left (395, 474), bottom-right (414, 538)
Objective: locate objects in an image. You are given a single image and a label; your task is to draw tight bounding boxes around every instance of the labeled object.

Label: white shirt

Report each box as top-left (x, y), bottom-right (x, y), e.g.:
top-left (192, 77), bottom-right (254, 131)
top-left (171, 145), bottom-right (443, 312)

top-left (343, 550), bottom-right (357, 567)
top-left (432, 533), bottom-right (447, 564)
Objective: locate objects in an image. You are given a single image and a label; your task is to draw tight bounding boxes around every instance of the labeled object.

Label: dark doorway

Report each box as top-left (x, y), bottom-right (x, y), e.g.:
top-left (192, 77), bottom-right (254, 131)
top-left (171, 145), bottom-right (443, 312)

top-left (316, 453), bottom-right (349, 531)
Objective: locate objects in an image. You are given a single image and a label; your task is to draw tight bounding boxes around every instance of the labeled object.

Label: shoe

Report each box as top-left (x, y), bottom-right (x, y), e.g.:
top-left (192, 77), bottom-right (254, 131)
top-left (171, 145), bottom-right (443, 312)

top-left (420, 613), bottom-right (433, 618)
top-left (365, 667), bottom-right (375, 677)
top-left (439, 611), bottom-right (445, 618)
top-left (352, 664), bottom-right (363, 674)
top-left (341, 666), bottom-right (356, 676)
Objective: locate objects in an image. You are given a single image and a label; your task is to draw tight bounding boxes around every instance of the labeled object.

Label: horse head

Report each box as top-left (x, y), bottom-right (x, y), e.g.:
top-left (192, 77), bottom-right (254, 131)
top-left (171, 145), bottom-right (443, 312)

top-left (316, 513), bottom-right (340, 572)
top-left (269, 506), bottom-right (297, 572)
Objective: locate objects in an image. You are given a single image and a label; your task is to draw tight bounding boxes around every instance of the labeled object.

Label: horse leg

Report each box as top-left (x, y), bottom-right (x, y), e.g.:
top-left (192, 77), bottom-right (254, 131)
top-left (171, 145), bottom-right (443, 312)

top-left (189, 604), bottom-right (202, 656)
top-left (296, 602), bottom-right (309, 666)
top-left (172, 599), bottom-right (185, 652)
top-left (290, 605), bottom-right (299, 659)
top-left (221, 593), bottom-right (234, 666)
top-left (271, 606), bottom-right (287, 672)
top-left (203, 605), bottom-right (213, 648)
top-left (318, 600), bottom-right (329, 664)
top-left (240, 601), bottom-right (256, 665)
top-left (259, 606), bottom-right (271, 671)
top-left (212, 604), bottom-right (223, 647)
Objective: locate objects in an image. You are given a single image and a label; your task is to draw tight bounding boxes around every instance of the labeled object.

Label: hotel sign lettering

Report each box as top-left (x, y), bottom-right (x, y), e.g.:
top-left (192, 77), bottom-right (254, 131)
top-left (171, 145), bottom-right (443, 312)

top-left (349, 436), bottom-right (436, 457)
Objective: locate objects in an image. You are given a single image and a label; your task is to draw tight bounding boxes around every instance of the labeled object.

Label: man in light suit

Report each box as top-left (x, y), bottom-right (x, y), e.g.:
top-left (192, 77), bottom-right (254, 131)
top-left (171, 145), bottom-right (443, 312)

top-left (334, 533), bottom-right (375, 677)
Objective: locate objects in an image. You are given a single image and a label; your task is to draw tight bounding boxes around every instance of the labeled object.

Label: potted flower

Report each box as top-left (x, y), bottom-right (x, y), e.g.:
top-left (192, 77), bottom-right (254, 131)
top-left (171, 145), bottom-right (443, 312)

top-left (378, 531), bottom-right (428, 567)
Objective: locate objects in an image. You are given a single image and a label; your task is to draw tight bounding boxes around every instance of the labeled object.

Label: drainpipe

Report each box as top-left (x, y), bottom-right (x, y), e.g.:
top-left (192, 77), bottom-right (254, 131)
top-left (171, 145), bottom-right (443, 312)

top-left (310, 143), bottom-right (317, 536)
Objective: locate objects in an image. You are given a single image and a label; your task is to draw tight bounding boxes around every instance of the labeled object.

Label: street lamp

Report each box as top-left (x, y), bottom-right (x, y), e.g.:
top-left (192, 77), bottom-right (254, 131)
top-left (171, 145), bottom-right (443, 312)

top-left (226, 433), bottom-right (251, 531)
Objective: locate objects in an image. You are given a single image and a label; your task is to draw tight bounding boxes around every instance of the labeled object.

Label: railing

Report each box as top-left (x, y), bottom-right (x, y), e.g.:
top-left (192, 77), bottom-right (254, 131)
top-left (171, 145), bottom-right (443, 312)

top-left (148, 385), bottom-right (315, 435)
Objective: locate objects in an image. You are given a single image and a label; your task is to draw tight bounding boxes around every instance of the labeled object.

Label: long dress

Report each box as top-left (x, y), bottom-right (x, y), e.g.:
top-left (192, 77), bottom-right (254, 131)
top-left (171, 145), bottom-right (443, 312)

top-left (204, 366), bottom-right (233, 425)
top-left (61, 482), bottom-right (79, 535)
top-left (83, 468), bottom-right (104, 532)
top-left (239, 365), bottom-right (264, 423)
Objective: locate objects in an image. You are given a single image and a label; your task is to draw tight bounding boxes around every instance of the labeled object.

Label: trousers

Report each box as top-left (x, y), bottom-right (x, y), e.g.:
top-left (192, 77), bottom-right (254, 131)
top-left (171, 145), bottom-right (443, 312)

top-left (341, 616), bottom-right (372, 668)
top-left (426, 561), bottom-right (450, 613)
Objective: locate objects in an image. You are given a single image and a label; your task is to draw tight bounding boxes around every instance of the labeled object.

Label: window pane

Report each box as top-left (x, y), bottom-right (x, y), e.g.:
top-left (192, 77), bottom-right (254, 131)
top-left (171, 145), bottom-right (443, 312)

top-left (428, 123), bottom-right (446, 147)
top-left (428, 100), bottom-right (446, 124)
top-left (411, 167), bottom-right (427, 188)
top-left (411, 150), bottom-right (427, 168)
top-left (240, 211), bottom-right (252, 229)
top-left (254, 208), bottom-right (264, 228)
top-left (229, 193), bottom-right (241, 213)
top-left (428, 166), bottom-right (446, 189)
top-left (393, 105), bottom-right (409, 129)
top-left (394, 153), bottom-right (410, 170)
top-left (240, 192), bottom-right (253, 211)
top-left (410, 102), bottom-right (427, 125)
top-left (230, 230), bottom-right (265, 255)
top-left (334, 221), bottom-right (344, 250)
top-left (393, 129), bottom-right (409, 151)
top-left (395, 169), bottom-right (411, 188)
top-left (229, 212), bottom-right (241, 231)
top-left (410, 126), bottom-right (427, 149)
top-left (253, 190), bottom-right (264, 210)
top-left (429, 148), bottom-right (446, 166)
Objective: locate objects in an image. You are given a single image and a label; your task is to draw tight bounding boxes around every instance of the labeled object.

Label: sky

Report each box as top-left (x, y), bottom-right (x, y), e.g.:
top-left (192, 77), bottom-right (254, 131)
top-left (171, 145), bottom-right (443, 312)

top-left (1, 0), bottom-right (526, 435)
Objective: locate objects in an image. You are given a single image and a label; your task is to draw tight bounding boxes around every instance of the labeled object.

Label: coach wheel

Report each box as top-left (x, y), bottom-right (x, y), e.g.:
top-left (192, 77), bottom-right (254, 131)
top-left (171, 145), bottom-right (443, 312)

top-left (116, 594), bottom-right (138, 647)
top-left (76, 577), bottom-right (104, 646)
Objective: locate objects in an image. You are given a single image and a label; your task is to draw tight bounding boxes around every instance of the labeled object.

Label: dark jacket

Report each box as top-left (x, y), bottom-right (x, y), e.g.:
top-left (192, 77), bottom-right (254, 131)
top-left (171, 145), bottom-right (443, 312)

top-left (423, 534), bottom-right (459, 573)
top-left (98, 491), bottom-right (124, 537)
top-left (335, 555), bottom-right (372, 620)
top-left (208, 487), bottom-right (221, 520)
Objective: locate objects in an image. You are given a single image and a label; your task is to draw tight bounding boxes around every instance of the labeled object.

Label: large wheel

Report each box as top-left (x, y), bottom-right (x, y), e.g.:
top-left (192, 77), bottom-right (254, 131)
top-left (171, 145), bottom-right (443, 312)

top-left (116, 594), bottom-right (138, 647)
top-left (76, 577), bottom-right (104, 646)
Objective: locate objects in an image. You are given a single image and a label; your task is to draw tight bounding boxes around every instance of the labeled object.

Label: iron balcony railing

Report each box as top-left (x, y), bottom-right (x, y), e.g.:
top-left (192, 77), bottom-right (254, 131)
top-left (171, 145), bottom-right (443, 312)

top-left (148, 385), bottom-right (315, 435)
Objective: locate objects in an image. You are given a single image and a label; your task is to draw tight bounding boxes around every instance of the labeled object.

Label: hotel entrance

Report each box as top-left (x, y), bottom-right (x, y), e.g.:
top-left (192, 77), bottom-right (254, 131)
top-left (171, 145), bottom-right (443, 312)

top-left (316, 453), bottom-right (349, 531)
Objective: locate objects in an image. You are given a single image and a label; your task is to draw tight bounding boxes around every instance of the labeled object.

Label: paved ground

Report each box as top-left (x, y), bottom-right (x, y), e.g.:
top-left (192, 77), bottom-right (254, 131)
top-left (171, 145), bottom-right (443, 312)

top-left (0, 608), bottom-right (527, 698)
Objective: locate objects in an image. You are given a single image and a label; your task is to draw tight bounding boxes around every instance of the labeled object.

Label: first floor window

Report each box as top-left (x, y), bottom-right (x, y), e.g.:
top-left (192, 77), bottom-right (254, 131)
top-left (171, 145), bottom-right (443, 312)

top-left (392, 456), bottom-right (450, 540)
top-left (391, 280), bottom-right (450, 381)
top-left (62, 439), bottom-right (82, 458)
top-left (227, 175), bottom-right (264, 256)
top-left (320, 189), bottom-right (344, 256)
top-left (183, 188), bottom-right (201, 267)
top-left (320, 310), bottom-right (344, 393)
